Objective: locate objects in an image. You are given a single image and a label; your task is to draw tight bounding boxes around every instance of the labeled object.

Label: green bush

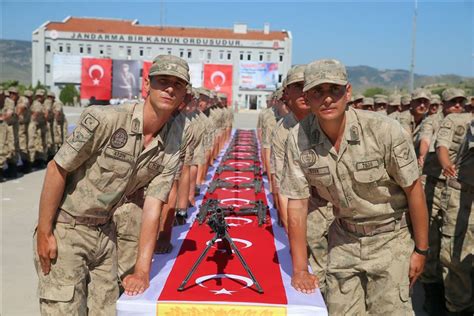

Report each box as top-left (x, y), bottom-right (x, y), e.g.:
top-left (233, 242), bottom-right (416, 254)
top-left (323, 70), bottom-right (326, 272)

top-left (59, 84), bottom-right (79, 105)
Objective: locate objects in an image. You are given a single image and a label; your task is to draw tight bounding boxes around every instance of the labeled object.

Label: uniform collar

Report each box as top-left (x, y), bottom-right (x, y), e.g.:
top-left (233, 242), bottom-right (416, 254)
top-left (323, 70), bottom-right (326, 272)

top-left (130, 102), bottom-right (144, 135)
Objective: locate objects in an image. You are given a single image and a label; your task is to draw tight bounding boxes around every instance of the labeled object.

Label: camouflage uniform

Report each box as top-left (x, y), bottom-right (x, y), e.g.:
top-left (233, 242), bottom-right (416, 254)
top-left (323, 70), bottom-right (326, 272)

top-left (51, 95), bottom-right (68, 152)
top-left (2, 95), bottom-right (18, 165)
top-left (28, 90), bottom-right (48, 163)
top-left (34, 56), bottom-right (190, 315)
top-left (43, 92), bottom-right (56, 158)
top-left (280, 59), bottom-right (419, 315)
top-left (17, 91), bottom-right (32, 169)
top-left (436, 113), bottom-right (474, 314)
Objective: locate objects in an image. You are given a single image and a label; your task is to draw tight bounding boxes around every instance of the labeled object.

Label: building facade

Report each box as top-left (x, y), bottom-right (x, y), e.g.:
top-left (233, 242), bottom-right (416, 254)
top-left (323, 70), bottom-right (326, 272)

top-left (32, 17), bottom-right (292, 110)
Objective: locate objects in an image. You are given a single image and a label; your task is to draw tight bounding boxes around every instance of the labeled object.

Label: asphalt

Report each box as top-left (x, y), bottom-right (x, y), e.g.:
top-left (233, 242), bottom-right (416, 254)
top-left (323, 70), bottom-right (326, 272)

top-left (0, 106), bottom-right (427, 315)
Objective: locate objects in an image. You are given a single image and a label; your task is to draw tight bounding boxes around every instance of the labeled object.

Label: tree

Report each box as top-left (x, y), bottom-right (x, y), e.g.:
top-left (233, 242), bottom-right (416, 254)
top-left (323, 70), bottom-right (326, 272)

top-left (59, 84), bottom-right (79, 105)
top-left (363, 87), bottom-right (389, 97)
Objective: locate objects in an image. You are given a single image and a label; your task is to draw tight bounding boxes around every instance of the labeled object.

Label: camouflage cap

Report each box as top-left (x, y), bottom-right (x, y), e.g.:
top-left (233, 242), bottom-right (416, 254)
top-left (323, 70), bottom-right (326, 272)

top-left (47, 91), bottom-right (55, 98)
top-left (285, 64), bottom-right (306, 87)
top-left (363, 97), bottom-right (374, 106)
top-left (8, 86), bottom-right (19, 94)
top-left (217, 92), bottom-right (227, 100)
top-left (442, 88), bottom-right (466, 102)
top-left (35, 89), bottom-right (45, 97)
top-left (24, 90), bottom-right (33, 97)
top-left (353, 93), bottom-right (364, 102)
top-left (149, 55), bottom-right (190, 84)
top-left (411, 88), bottom-right (430, 100)
top-left (4, 91), bottom-right (9, 97)
top-left (388, 94), bottom-right (401, 106)
top-left (401, 94), bottom-right (411, 106)
top-left (374, 94), bottom-right (388, 104)
top-left (196, 87), bottom-right (212, 98)
top-left (274, 87), bottom-right (284, 100)
top-left (303, 59), bottom-right (348, 92)
top-left (430, 94), bottom-right (441, 104)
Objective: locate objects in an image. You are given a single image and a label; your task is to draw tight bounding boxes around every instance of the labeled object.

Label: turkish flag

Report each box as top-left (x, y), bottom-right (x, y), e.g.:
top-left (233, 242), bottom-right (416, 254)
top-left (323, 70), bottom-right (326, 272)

top-left (203, 64), bottom-right (233, 105)
top-left (141, 61), bottom-right (153, 98)
top-left (80, 58), bottom-right (112, 100)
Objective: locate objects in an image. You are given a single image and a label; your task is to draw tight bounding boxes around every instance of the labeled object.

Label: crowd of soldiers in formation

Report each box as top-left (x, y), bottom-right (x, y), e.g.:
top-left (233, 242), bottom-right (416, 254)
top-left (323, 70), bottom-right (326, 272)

top-left (0, 87), bottom-right (68, 181)
top-left (257, 62), bottom-right (473, 316)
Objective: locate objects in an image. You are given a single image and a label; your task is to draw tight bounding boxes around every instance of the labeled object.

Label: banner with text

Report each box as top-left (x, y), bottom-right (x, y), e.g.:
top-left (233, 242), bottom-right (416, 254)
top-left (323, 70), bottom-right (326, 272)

top-left (80, 58), bottom-right (112, 100)
top-left (203, 64), bottom-right (233, 105)
top-left (239, 62), bottom-right (278, 90)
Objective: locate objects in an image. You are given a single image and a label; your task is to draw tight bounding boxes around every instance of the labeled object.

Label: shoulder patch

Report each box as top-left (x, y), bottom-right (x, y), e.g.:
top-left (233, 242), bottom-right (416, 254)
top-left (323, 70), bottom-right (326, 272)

top-left (455, 125), bottom-right (466, 136)
top-left (81, 113), bottom-right (100, 132)
top-left (110, 128), bottom-right (128, 149)
top-left (441, 120), bottom-right (453, 129)
top-left (393, 140), bottom-right (414, 168)
top-left (66, 125), bottom-right (93, 152)
top-left (300, 149), bottom-right (317, 168)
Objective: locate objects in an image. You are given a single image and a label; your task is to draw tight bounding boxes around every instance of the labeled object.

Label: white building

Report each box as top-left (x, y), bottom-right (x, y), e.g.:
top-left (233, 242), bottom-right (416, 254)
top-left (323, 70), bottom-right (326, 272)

top-left (32, 16), bottom-right (292, 110)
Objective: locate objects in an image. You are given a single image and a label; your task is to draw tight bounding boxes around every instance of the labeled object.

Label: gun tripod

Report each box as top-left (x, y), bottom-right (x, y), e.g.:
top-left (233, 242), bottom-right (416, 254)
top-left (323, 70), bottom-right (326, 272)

top-left (177, 210), bottom-right (264, 293)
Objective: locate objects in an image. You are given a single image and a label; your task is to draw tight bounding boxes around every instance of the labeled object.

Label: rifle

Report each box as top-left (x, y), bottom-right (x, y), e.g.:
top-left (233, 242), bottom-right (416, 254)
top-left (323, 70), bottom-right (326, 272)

top-left (207, 178), bottom-right (263, 194)
top-left (216, 164), bottom-right (261, 175)
top-left (197, 199), bottom-right (268, 226)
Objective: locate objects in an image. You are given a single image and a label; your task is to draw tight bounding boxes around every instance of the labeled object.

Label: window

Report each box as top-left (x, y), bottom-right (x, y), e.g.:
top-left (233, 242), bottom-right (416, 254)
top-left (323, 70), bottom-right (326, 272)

top-left (119, 46), bottom-right (125, 57)
top-left (106, 45), bottom-right (112, 56)
top-left (58, 45), bottom-right (63, 53)
top-left (227, 51), bottom-right (232, 60)
top-left (167, 48), bottom-right (172, 55)
top-left (66, 45), bottom-right (71, 53)
top-left (146, 47), bottom-right (152, 57)
top-left (259, 53), bottom-right (263, 61)
top-left (46, 44), bottom-right (51, 52)
top-left (199, 49), bottom-right (205, 60)
top-left (278, 74), bottom-right (283, 83)
top-left (266, 53), bottom-right (271, 61)
top-left (187, 50), bottom-right (192, 58)
top-left (219, 51), bottom-right (224, 60)
top-left (239, 52), bottom-right (244, 60)
top-left (87, 46), bottom-right (92, 54)
top-left (207, 50), bottom-right (211, 59)
top-left (126, 46), bottom-right (131, 56)
top-left (279, 54), bottom-right (284, 62)
top-left (179, 49), bottom-right (184, 58)
top-left (139, 47), bottom-right (144, 56)
top-left (79, 46), bottom-right (84, 54)
top-left (99, 45), bottom-right (104, 55)
top-left (247, 52), bottom-right (251, 61)
top-left (45, 64), bottom-right (50, 73)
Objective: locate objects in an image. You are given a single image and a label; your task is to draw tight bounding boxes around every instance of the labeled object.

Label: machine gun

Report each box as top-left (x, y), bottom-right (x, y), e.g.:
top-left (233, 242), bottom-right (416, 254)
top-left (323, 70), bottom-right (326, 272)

top-left (178, 208), bottom-right (263, 293)
top-left (222, 153), bottom-right (260, 162)
top-left (216, 164), bottom-right (261, 175)
top-left (197, 198), bottom-right (268, 226)
top-left (207, 178), bottom-right (263, 194)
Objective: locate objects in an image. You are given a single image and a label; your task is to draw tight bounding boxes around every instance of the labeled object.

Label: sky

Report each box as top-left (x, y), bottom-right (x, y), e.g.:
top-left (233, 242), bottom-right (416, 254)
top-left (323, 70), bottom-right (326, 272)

top-left (1, 0), bottom-right (473, 77)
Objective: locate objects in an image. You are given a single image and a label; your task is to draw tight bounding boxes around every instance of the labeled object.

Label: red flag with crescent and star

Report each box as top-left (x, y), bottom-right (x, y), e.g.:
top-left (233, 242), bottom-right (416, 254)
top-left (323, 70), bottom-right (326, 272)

top-left (80, 57), bottom-right (112, 100)
top-left (203, 64), bottom-right (233, 105)
top-left (141, 61), bottom-right (153, 98)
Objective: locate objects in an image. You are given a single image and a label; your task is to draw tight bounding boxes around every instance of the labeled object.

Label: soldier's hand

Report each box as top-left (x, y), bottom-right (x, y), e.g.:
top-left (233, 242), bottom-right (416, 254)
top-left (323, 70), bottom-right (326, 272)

top-left (291, 271), bottom-right (319, 294)
top-left (442, 164), bottom-right (457, 178)
top-left (37, 230), bottom-right (57, 275)
top-left (409, 251), bottom-right (426, 288)
top-left (417, 156), bottom-right (425, 167)
top-left (123, 271), bottom-right (149, 296)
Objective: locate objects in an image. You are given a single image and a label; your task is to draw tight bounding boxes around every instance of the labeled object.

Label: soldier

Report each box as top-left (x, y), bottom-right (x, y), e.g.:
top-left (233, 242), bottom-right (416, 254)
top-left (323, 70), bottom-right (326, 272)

top-left (0, 87), bottom-right (6, 181)
top-left (406, 88), bottom-right (429, 156)
top-left (280, 59), bottom-right (428, 314)
top-left (43, 91), bottom-right (56, 160)
top-left (361, 97), bottom-right (374, 111)
top-left (352, 94), bottom-right (364, 109)
top-left (3, 86), bottom-right (20, 178)
top-left (429, 94), bottom-right (442, 116)
top-left (271, 64), bottom-right (334, 295)
top-left (387, 94), bottom-right (401, 117)
top-left (436, 114), bottom-right (473, 316)
top-left (195, 88), bottom-right (215, 186)
top-left (373, 94), bottom-right (388, 114)
top-left (419, 88), bottom-right (468, 314)
top-left (16, 90), bottom-right (32, 173)
top-left (49, 92), bottom-right (68, 153)
top-left (34, 55), bottom-right (190, 314)
top-left (29, 89), bottom-right (48, 169)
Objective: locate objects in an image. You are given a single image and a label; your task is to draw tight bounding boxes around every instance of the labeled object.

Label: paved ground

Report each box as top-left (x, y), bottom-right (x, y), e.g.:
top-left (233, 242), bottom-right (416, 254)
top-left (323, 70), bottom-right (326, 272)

top-left (0, 106), bottom-right (427, 315)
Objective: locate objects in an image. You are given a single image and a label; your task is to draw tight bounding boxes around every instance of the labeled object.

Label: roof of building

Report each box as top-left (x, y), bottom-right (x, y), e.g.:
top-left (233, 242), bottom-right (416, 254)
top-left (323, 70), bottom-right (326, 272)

top-left (43, 17), bottom-right (289, 41)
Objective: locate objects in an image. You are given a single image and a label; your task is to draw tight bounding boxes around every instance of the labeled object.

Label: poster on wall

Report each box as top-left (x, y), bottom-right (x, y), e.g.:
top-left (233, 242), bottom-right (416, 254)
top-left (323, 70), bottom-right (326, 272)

top-left (239, 62), bottom-right (278, 90)
top-left (141, 61), bottom-right (153, 98)
top-left (203, 64), bottom-right (233, 105)
top-left (53, 54), bottom-right (82, 83)
top-left (112, 60), bottom-right (140, 99)
top-left (80, 57), bottom-right (112, 100)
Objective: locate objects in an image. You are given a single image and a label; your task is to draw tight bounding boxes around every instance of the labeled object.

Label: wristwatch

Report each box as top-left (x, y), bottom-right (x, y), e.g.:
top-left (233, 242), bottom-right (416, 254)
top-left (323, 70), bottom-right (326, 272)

top-left (414, 246), bottom-right (430, 256)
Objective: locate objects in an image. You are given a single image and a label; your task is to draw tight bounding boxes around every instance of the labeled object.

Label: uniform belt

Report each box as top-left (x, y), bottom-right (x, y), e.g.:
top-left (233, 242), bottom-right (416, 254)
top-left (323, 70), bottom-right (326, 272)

top-left (446, 178), bottom-right (474, 193)
top-left (56, 209), bottom-right (110, 226)
top-left (426, 175), bottom-right (445, 186)
top-left (338, 212), bottom-right (409, 237)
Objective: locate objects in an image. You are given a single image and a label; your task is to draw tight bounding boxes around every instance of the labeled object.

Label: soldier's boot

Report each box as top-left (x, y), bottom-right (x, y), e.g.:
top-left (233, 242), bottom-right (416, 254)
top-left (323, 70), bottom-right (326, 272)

top-left (5, 163), bottom-right (18, 179)
top-left (423, 282), bottom-right (446, 316)
top-left (174, 208), bottom-right (188, 226)
top-left (21, 160), bottom-right (32, 174)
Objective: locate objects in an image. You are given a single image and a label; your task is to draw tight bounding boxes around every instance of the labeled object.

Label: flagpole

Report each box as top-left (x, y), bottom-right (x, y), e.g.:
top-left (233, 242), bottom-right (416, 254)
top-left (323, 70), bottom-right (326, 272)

top-left (409, 0), bottom-right (417, 92)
